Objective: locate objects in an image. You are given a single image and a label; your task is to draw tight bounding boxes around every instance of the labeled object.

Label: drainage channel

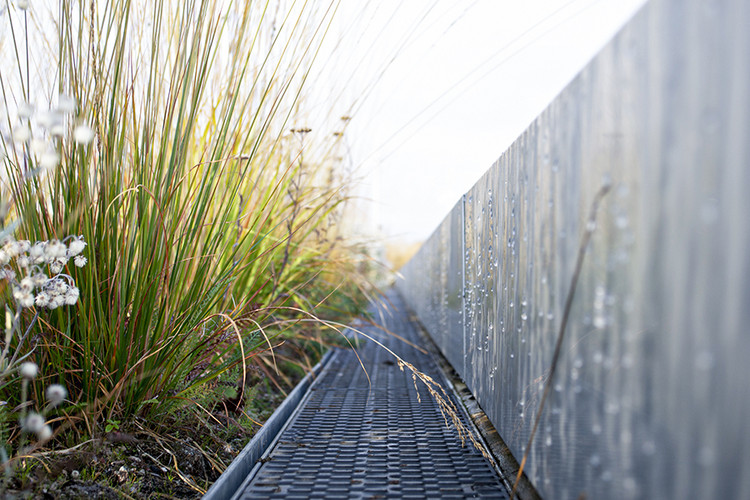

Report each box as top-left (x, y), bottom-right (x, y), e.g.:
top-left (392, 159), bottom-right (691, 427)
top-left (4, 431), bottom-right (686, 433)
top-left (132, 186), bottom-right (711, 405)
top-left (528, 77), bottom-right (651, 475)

top-left (206, 289), bottom-right (511, 499)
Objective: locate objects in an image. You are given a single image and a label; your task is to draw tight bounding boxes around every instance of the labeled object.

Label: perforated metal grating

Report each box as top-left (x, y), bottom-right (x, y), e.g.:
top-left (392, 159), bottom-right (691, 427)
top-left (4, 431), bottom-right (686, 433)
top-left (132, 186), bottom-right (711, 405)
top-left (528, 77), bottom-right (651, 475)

top-left (236, 290), bottom-right (509, 499)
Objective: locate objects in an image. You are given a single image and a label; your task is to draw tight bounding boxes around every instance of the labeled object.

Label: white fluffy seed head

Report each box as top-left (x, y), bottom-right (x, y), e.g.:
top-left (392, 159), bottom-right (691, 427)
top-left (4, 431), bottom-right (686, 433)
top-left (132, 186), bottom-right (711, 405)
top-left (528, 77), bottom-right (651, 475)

top-left (37, 425), bottom-right (53, 442)
top-left (33, 272), bottom-right (48, 286)
top-left (64, 288), bottom-right (79, 305)
top-left (50, 124), bottom-right (65, 137)
top-left (40, 151), bottom-right (60, 170)
top-left (73, 125), bottom-right (95, 145)
top-left (47, 240), bottom-right (67, 259)
top-left (74, 255), bottom-right (87, 268)
top-left (4, 241), bottom-right (20, 258)
top-left (68, 237), bottom-right (86, 256)
top-left (46, 384), bottom-right (68, 406)
top-left (49, 261), bottom-right (63, 275)
top-left (18, 101), bottom-right (34, 119)
top-left (20, 361), bottom-right (38, 379)
top-left (53, 280), bottom-right (68, 295)
top-left (20, 277), bottom-right (34, 292)
top-left (24, 412), bottom-right (45, 434)
top-left (31, 138), bottom-right (47, 157)
top-left (19, 293), bottom-right (34, 308)
top-left (56, 95), bottom-right (76, 114)
top-left (36, 111), bottom-right (55, 129)
top-left (12, 124), bottom-right (31, 144)
top-left (29, 242), bottom-right (45, 259)
top-left (34, 292), bottom-right (50, 308)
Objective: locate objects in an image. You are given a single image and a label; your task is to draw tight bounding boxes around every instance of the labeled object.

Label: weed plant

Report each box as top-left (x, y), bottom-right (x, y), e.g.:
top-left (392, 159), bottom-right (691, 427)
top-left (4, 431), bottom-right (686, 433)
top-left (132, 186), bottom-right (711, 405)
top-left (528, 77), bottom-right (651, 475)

top-left (0, 0), bottom-right (370, 462)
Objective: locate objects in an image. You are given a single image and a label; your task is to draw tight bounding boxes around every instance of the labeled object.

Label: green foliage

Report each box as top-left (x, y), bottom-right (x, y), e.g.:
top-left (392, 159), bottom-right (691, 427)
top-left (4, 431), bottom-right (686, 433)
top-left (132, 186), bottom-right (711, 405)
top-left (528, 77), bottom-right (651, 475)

top-left (104, 419), bottom-right (120, 433)
top-left (0, 0), bottom-right (371, 440)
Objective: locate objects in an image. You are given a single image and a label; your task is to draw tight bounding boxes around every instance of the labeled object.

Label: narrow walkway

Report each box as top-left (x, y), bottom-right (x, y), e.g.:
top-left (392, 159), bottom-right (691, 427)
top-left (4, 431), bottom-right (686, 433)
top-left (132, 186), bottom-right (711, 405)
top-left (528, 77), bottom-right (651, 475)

top-left (234, 290), bottom-right (510, 499)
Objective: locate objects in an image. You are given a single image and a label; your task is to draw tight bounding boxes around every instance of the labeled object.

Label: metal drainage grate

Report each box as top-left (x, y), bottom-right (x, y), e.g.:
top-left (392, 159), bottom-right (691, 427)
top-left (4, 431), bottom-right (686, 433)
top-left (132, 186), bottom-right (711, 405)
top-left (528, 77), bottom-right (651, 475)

top-left (235, 291), bottom-right (509, 499)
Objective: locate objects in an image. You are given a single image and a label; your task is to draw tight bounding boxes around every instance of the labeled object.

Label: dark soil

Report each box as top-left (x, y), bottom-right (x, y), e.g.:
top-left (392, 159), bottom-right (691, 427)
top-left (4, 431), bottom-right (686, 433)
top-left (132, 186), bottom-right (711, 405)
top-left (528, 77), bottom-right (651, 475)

top-left (9, 436), bottom-right (226, 499)
top-left (1, 354), bottom-right (308, 499)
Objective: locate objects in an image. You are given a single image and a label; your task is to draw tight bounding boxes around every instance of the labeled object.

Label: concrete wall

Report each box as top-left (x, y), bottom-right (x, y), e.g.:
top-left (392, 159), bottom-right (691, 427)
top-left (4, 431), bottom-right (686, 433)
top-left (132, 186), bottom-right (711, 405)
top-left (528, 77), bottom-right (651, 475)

top-left (397, 0), bottom-right (750, 498)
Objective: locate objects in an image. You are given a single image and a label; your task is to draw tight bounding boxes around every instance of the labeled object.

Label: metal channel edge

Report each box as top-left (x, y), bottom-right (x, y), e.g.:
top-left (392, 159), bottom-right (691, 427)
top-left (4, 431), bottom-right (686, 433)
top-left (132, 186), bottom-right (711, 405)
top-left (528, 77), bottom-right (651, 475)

top-left (202, 348), bottom-right (338, 500)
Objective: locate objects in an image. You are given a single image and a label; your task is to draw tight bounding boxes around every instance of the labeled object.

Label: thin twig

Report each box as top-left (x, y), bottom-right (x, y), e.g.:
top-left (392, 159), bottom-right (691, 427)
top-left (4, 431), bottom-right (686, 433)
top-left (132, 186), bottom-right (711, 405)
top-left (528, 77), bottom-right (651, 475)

top-left (8, 310), bottom-right (39, 366)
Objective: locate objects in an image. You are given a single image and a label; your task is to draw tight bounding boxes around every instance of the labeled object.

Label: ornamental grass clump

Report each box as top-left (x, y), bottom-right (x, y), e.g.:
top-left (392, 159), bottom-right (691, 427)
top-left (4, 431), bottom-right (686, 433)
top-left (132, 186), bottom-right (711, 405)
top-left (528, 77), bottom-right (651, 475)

top-left (1, 0), bottom-right (370, 449)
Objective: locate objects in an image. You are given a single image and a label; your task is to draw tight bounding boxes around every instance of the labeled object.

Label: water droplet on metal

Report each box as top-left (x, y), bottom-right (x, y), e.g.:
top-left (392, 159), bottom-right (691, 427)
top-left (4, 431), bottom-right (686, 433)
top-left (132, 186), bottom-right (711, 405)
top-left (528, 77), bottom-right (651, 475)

top-left (623, 477), bottom-right (638, 496)
top-left (593, 315), bottom-right (607, 329)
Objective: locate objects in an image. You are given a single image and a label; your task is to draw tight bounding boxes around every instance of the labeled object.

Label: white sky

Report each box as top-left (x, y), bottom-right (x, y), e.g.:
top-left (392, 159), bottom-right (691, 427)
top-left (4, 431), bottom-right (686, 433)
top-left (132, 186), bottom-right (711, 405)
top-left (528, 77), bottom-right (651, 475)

top-left (306, 0), bottom-right (647, 244)
top-left (1, 1), bottom-right (648, 246)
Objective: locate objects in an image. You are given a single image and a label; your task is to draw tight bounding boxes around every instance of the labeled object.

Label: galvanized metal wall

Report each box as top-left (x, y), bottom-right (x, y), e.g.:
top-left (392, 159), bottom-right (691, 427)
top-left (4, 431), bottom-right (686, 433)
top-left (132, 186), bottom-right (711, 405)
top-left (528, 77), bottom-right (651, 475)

top-left (397, 0), bottom-right (750, 498)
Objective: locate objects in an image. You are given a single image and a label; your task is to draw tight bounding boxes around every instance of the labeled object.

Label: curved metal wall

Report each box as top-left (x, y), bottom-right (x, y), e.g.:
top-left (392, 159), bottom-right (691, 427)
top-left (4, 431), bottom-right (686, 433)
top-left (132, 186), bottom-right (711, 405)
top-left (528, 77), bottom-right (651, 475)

top-left (398, 0), bottom-right (750, 498)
